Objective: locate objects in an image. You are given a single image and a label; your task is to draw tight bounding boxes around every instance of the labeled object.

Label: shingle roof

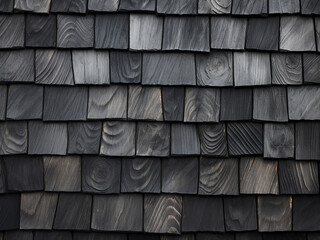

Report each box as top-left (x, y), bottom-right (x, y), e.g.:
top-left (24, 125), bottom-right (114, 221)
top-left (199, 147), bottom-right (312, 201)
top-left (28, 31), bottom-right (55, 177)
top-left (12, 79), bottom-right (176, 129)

top-left (0, 0), bottom-right (320, 238)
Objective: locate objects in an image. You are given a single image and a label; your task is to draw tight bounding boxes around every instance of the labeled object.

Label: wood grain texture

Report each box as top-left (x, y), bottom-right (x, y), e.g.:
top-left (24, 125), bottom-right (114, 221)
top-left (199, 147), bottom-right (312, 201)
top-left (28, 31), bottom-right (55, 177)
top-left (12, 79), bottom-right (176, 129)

top-left (67, 122), bottom-right (102, 154)
top-left (246, 17), bottom-right (279, 51)
top-left (171, 123), bottom-right (200, 155)
top-left (198, 0), bottom-right (231, 14)
top-left (0, 122), bottom-right (27, 155)
top-left (269, 0), bottom-right (300, 13)
top-left (162, 87), bottom-right (184, 121)
top-left (196, 51), bottom-right (233, 86)
top-left (271, 53), bottom-right (302, 85)
top-left (14, 0), bottom-right (50, 12)
top-left (142, 53), bottom-right (196, 85)
top-left (122, 157), bottom-right (161, 193)
top-left (51, 0), bottom-right (87, 13)
top-left (34, 231), bottom-right (72, 240)
top-left (0, 50), bottom-right (34, 83)
top-left (295, 122), bottom-right (320, 160)
top-left (293, 196), bottom-right (320, 231)
top-left (232, 0), bottom-right (267, 14)
top-left (288, 86), bottom-right (320, 120)
top-left (199, 124), bottom-right (228, 156)
top-left (7, 84), bottom-right (43, 120)
top-left (88, 0), bottom-right (119, 11)
top-left (227, 122), bottom-right (262, 156)
top-left (224, 196), bottom-right (257, 231)
top-left (0, 14), bottom-right (24, 48)
top-left (26, 14), bottom-right (56, 47)
top-left (211, 16), bottom-right (247, 50)
top-left (92, 194), bottom-right (143, 231)
top-left (88, 85), bottom-right (127, 119)
top-left (136, 122), bottom-right (170, 157)
top-left (144, 194), bottom-right (182, 234)
top-left (220, 88), bottom-right (252, 121)
top-left (72, 50), bottom-right (110, 84)
top-left (128, 86), bottom-right (163, 121)
top-left (315, 18), bottom-right (320, 50)
top-left (0, 194), bottom-right (20, 230)
top-left (43, 86), bottom-right (88, 121)
top-left (196, 233), bottom-right (234, 240)
top-left (4, 232), bottom-right (33, 240)
top-left (20, 193), bottom-right (58, 229)
top-left (100, 121), bottom-right (135, 156)
top-left (264, 123), bottom-right (294, 159)
top-left (0, 85), bottom-right (6, 120)
top-left (184, 88), bottom-right (220, 122)
top-left (130, 14), bottom-right (162, 50)
top-left (53, 193), bottom-right (92, 230)
top-left (36, 50), bottom-right (74, 85)
top-left (301, 0), bottom-right (320, 14)
top-left (4, 156), bottom-right (43, 191)
top-left (119, 0), bottom-right (155, 11)
top-left (28, 121), bottom-right (67, 155)
top-left (280, 16), bottom-right (316, 51)
top-left (157, 0), bottom-right (196, 14)
top-left (279, 160), bottom-right (319, 194)
top-left (162, 157), bottom-right (198, 194)
top-left (82, 156), bottom-right (121, 193)
top-left (183, 196), bottom-right (224, 232)
top-left (0, 0), bottom-right (13, 12)
top-left (57, 15), bottom-right (94, 48)
top-left (303, 53), bottom-right (320, 83)
top-left (95, 14), bottom-right (129, 49)
top-left (199, 158), bottom-right (238, 195)
top-left (110, 51), bottom-right (141, 83)
top-left (234, 52), bottom-right (271, 86)
top-left (0, 158), bottom-right (6, 193)
top-left (257, 196), bottom-right (292, 232)
top-left (74, 233), bottom-right (127, 240)
top-left (240, 157), bottom-right (279, 194)
top-left (163, 16), bottom-right (209, 52)
top-left (253, 86), bottom-right (288, 122)
top-left (43, 156), bottom-right (81, 192)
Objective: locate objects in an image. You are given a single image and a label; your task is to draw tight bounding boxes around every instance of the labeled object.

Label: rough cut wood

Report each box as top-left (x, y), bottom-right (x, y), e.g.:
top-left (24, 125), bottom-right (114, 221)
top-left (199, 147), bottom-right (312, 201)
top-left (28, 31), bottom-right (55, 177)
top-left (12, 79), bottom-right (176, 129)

top-left (224, 196), bottom-right (257, 231)
top-left (182, 196), bottom-right (224, 232)
top-left (130, 14), bottom-right (163, 51)
top-left (36, 50), bottom-right (74, 85)
top-left (271, 53), bottom-right (302, 85)
top-left (128, 86), bottom-right (163, 121)
top-left (198, 0), bottom-right (231, 14)
top-left (280, 16), bottom-right (316, 51)
top-left (303, 53), bottom-right (320, 84)
top-left (43, 156), bottom-right (81, 192)
top-left (88, 85), bottom-right (127, 119)
top-left (184, 88), bottom-right (220, 122)
top-left (232, 0), bottom-right (267, 14)
top-left (82, 156), bottom-right (121, 194)
top-left (0, 85), bottom-right (6, 120)
top-left (119, 0), bottom-right (155, 11)
top-left (20, 192), bottom-right (58, 229)
top-left (0, 121), bottom-right (27, 155)
top-left (72, 50), bottom-right (110, 84)
top-left (269, 0), bottom-right (300, 13)
top-left (14, 0), bottom-right (51, 12)
top-left (257, 196), bottom-right (292, 232)
top-left (162, 87), bottom-right (185, 121)
top-left (163, 16), bottom-right (209, 52)
top-left (279, 160), bottom-right (319, 194)
top-left (51, 0), bottom-right (87, 13)
top-left (240, 157), bottom-right (279, 194)
top-left (162, 158), bottom-right (198, 194)
top-left (157, 0), bottom-right (197, 14)
top-left (199, 158), bottom-right (238, 195)
top-left (0, 15), bottom-right (24, 48)
top-left (100, 121), bottom-right (136, 156)
top-left (88, 0), bottom-right (119, 11)
top-left (211, 16), bottom-right (247, 49)
top-left (144, 194), bottom-right (182, 234)
top-left (171, 123), bottom-right (200, 155)
top-left (301, 0), bottom-right (320, 14)
top-left (92, 194), bottom-right (143, 231)
top-left (136, 122), bottom-right (170, 157)
top-left (121, 157), bottom-right (161, 193)
top-left (264, 123), bottom-right (294, 159)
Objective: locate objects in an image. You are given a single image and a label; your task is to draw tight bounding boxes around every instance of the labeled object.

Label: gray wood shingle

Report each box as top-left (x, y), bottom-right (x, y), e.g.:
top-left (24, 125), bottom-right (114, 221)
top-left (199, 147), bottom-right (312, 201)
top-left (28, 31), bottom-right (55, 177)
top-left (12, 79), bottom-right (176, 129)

top-left (0, 121), bottom-right (27, 155)
top-left (0, 14), bottom-right (24, 48)
top-left (198, 0), bottom-right (231, 14)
